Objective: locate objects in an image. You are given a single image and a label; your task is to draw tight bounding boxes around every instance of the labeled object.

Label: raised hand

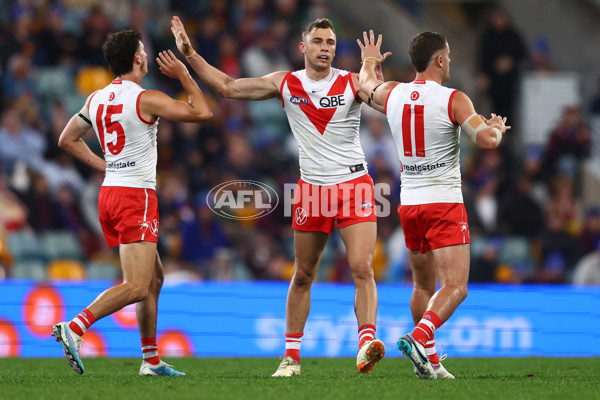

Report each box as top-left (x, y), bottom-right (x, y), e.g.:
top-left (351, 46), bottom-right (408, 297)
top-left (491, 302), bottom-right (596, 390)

top-left (356, 30), bottom-right (392, 64)
top-left (156, 50), bottom-right (189, 80)
top-left (171, 16), bottom-right (195, 58)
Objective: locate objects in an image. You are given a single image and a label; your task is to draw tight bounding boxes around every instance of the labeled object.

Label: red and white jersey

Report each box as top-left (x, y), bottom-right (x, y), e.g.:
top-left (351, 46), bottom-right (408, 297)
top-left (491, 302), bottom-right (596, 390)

top-left (385, 80), bottom-right (461, 205)
top-left (280, 68), bottom-right (366, 185)
top-left (88, 80), bottom-right (158, 189)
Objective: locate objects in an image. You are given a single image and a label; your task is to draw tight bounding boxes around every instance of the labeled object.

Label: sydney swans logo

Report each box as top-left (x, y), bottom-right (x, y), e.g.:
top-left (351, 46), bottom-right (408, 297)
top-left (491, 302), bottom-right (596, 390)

top-left (207, 180), bottom-right (279, 220)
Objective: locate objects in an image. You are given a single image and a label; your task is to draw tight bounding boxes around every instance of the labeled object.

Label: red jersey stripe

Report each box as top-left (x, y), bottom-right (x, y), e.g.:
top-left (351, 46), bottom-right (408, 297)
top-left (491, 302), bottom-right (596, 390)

top-left (280, 71), bottom-right (292, 108)
top-left (415, 105), bottom-right (425, 157)
top-left (448, 89), bottom-right (459, 125)
top-left (136, 91), bottom-right (158, 125)
top-left (402, 104), bottom-right (413, 157)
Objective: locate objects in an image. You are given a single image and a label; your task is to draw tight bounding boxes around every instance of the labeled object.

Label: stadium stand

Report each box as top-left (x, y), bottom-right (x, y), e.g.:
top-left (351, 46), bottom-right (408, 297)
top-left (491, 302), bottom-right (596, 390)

top-left (0, 0), bottom-right (598, 285)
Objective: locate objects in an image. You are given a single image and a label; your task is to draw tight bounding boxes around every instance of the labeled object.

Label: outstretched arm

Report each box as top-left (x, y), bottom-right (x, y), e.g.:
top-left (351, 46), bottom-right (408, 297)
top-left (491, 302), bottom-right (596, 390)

top-left (140, 50), bottom-right (213, 123)
top-left (171, 16), bottom-right (284, 100)
top-left (452, 91), bottom-right (511, 149)
top-left (357, 30), bottom-right (396, 110)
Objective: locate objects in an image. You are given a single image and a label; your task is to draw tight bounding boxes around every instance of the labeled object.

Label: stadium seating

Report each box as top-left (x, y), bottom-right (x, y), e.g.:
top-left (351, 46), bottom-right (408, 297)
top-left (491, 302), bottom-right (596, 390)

top-left (0, 232), bottom-right (13, 266)
top-left (47, 259), bottom-right (86, 280)
top-left (85, 261), bottom-right (121, 281)
top-left (7, 231), bottom-right (46, 262)
top-left (11, 260), bottom-right (47, 281)
top-left (500, 236), bottom-right (534, 276)
top-left (41, 231), bottom-right (84, 261)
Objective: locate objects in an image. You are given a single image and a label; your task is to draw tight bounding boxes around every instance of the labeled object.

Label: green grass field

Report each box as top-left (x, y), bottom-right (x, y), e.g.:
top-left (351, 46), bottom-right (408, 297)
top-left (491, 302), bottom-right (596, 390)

top-left (0, 357), bottom-right (597, 400)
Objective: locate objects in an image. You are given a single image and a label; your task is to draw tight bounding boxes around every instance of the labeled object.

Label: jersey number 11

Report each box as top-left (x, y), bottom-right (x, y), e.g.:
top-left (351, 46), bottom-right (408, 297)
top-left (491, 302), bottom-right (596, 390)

top-left (402, 104), bottom-right (425, 157)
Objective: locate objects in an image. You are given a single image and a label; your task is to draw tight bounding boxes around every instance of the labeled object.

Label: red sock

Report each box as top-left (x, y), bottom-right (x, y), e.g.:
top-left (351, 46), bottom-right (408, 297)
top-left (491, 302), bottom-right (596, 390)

top-left (411, 311), bottom-right (442, 346)
top-left (284, 333), bottom-right (303, 363)
top-left (68, 308), bottom-right (96, 336)
top-left (425, 339), bottom-right (440, 364)
top-left (141, 337), bottom-right (160, 365)
top-left (358, 324), bottom-right (376, 349)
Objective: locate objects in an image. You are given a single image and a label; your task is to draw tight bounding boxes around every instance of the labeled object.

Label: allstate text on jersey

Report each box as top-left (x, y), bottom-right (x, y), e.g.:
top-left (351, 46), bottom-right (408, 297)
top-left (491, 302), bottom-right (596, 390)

top-left (107, 160), bottom-right (136, 170)
top-left (403, 162), bottom-right (446, 175)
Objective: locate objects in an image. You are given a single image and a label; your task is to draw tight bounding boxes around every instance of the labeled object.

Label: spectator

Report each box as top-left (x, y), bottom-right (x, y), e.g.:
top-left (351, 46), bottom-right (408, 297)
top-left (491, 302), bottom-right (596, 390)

top-left (179, 194), bottom-right (230, 273)
top-left (572, 240), bottom-right (600, 285)
top-left (360, 106), bottom-right (401, 178)
top-left (579, 207), bottom-right (600, 255)
top-left (536, 209), bottom-right (582, 283)
top-left (478, 7), bottom-right (527, 123)
top-left (22, 172), bottom-right (59, 231)
top-left (543, 106), bottom-right (591, 180)
top-left (498, 174), bottom-right (544, 238)
top-left (545, 175), bottom-right (583, 236)
top-left (470, 239), bottom-right (502, 283)
top-left (0, 108), bottom-right (46, 175)
top-left (0, 173), bottom-right (28, 233)
top-left (32, 3), bottom-right (77, 66)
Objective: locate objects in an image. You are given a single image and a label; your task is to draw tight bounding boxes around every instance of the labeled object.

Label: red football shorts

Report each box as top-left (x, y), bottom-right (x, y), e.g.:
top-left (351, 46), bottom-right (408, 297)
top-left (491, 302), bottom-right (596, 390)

top-left (398, 202), bottom-right (470, 254)
top-left (98, 186), bottom-right (159, 248)
top-left (291, 174), bottom-right (377, 234)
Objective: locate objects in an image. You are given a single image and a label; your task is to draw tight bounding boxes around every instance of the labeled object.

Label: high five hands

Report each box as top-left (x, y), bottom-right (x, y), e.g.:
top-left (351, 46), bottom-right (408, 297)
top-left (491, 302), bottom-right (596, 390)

top-left (171, 16), bottom-right (195, 58)
top-left (357, 30), bottom-right (392, 65)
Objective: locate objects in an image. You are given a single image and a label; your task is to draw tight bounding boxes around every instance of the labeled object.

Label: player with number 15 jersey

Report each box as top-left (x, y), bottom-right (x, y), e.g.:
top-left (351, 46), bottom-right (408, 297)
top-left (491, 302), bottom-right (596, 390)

top-left (89, 79), bottom-right (158, 189)
top-left (53, 29), bottom-right (212, 377)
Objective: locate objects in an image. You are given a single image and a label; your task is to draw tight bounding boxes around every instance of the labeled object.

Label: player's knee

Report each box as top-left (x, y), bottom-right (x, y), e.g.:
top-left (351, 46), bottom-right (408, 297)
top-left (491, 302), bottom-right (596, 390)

top-left (449, 284), bottom-right (467, 304)
top-left (350, 260), bottom-right (374, 282)
top-left (292, 266), bottom-right (316, 287)
top-left (128, 283), bottom-right (150, 303)
top-left (414, 282), bottom-right (436, 296)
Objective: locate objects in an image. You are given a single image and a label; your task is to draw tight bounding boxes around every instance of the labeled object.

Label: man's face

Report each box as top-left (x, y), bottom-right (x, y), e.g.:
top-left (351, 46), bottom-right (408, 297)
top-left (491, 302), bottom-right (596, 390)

top-left (137, 41), bottom-right (148, 75)
top-left (300, 28), bottom-right (336, 72)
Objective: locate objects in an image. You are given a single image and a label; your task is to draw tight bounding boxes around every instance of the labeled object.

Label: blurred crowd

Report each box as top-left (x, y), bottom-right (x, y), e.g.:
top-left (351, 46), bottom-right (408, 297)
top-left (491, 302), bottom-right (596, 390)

top-left (0, 0), bottom-right (599, 285)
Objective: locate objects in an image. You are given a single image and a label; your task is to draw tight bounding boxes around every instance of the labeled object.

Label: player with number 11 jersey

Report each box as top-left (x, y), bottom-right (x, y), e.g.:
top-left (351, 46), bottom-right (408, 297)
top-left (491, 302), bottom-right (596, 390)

top-left (359, 29), bottom-right (510, 380)
top-left (385, 80), bottom-right (461, 205)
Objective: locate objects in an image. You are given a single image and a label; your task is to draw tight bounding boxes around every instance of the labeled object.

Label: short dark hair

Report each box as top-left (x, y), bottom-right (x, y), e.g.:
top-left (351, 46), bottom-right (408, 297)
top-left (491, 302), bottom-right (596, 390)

top-left (102, 29), bottom-right (142, 77)
top-left (408, 32), bottom-right (448, 73)
top-left (302, 18), bottom-right (335, 42)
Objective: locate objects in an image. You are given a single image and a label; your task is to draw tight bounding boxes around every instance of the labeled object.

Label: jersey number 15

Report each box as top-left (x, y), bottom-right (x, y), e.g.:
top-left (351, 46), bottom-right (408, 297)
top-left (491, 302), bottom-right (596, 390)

top-left (402, 104), bottom-right (425, 157)
top-left (96, 104), bottom-right (125, 155)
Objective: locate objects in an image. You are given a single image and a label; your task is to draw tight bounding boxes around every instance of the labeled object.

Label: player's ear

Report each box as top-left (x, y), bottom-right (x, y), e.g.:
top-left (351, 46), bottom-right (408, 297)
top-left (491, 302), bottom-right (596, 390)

top-left (436, 54), bottom-right (443, 68)
top-left (299, 41), bottom-right (306, 54)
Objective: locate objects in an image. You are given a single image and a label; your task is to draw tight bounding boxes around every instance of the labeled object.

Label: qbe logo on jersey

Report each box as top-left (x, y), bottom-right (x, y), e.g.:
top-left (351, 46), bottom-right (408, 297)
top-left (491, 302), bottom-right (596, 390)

top-left (207, 180), bottom-right (279, 220)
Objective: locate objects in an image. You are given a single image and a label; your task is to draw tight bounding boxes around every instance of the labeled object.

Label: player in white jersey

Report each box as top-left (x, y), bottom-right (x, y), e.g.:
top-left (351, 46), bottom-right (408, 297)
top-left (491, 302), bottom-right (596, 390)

top-left (170, 16), bottom-right (385, 376)
top-left (358, 31), bottom-right (510, 379)
top-left (51, 29), bottom-right (212, 376)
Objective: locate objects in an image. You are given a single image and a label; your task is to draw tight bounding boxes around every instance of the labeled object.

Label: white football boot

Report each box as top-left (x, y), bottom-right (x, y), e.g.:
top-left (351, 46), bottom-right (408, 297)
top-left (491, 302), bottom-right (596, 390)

top-left (356, 339), bottom-right (385, 374)
top-left (271, 356), bottom-right (301, 377)
top-left (51, 322), bottom-right (85, 374)
top-left (139, 360), bottom-right (185, 376)
top-left (414, 352), bottom-right (455, 379)
top-left (397, 334), bottom-right (436, 379)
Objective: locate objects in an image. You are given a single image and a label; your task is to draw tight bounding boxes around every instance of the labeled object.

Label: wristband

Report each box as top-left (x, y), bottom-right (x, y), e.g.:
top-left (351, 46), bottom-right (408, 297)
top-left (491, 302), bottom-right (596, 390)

top-left (363, 56), bottom-right (383, 64)
top-left (185, 50), bottom-right (197, 59)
